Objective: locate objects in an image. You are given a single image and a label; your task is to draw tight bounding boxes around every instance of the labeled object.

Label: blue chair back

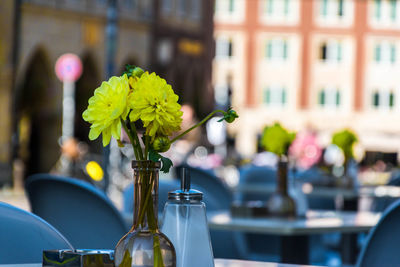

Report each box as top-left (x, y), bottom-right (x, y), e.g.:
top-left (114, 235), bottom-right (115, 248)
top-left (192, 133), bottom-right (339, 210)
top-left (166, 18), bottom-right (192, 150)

top-left (357, 199), bottom-right (400, 267)
top-left (372, 174), bottom-right (400, 212)
top-left (175, 164), bottom-right (232, 209)
top-left (295, 168), bottom-right (336, 210)
top-left (356, 200), bottom-right (400, 267)
top-left (0, 202), bottom-right (73, 264)
top-left (236, 165), bottom-right (276, 202)
top-left (123, 178), bottom-right (181, 214)
top-left (25, 174), bottom-right (128, 249)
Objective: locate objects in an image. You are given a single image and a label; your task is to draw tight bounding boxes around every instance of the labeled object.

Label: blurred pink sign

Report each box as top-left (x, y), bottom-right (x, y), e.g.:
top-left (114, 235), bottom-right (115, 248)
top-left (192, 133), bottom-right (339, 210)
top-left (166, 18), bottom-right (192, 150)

top-left (55, 53), bottom-right (82, 82)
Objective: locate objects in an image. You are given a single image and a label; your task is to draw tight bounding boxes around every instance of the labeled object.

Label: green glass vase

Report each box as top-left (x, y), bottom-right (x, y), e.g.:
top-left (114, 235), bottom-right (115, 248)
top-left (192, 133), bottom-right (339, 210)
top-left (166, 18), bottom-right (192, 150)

top-left (114, 161), bottom-right (176, 267)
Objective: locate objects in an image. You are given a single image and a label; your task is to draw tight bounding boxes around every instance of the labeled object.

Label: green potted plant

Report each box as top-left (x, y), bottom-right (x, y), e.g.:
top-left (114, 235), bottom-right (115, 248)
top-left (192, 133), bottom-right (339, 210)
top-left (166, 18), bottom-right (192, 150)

top-left (260, 123), bottom-right (297, 217)
top-left (331, 129), bottom-right (358, 188)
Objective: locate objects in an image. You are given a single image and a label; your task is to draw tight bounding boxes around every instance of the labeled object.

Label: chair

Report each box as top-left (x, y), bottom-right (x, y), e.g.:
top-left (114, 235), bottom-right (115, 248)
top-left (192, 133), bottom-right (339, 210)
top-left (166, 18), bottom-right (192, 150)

top-left (295, 167), bottom-right (336, 210)
top-left (0, 202), bottom-right (73, 264)
top-left (357, 199), bottom-right (400, 267)
top-left (25, 174), bottom-right (128, 249)
top-left (236, 164), bottom-right (277, 202)
top-left (175, 164), bottom-right (233, 209)
top-left (371, 174), bottom-right (400, 212)
top-left (123, 178), bottom-right (181, 214)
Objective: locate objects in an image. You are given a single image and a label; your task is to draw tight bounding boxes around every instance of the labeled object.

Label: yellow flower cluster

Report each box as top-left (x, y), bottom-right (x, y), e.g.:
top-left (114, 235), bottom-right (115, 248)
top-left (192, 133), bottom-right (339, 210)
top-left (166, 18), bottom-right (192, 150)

top-left (82, 75), bottom-right (130, 146)
top-left (82, 71), bottom-right (182, 146)
top-left (128, 72), bottom-right (183, 139)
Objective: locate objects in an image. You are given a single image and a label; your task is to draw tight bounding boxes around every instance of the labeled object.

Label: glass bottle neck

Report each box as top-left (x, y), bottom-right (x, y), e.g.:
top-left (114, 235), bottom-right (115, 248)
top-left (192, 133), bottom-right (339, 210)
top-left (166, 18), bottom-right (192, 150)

top-left (277, 159), bottom-right (288, 194)
top-left (131, 161), bottom-right (160, 231)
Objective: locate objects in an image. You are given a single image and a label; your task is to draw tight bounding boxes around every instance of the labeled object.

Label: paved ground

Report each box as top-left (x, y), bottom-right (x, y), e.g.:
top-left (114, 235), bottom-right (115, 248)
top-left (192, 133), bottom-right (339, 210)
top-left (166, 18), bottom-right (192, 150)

top-left (0, 184), bottom-right (124, 212)
top-left (0, 187), bottom-right (30, 211)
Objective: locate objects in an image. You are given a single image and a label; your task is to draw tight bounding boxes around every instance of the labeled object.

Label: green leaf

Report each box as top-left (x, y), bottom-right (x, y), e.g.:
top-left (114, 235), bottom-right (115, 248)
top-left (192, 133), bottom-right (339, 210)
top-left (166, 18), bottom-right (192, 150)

top-left (149, 149), bottom-right (173, 173)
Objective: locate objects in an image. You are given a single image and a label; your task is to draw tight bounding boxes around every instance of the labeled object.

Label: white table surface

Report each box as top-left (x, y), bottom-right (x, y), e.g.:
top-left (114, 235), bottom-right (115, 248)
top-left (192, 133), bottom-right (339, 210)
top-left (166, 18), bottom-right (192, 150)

top-left (0, 258), bottom-right (320, 267)
top-left (208, 210), bottom-right (381, 235)
top-left (235, 184), bottom-right (400, 199)
top-left (235, 184), bottom-right (357, 199)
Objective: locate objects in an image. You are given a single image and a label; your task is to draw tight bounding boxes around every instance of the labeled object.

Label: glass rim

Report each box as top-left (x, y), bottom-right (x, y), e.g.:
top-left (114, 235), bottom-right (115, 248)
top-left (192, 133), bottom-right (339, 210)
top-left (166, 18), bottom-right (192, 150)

top-left (131, 160), bottom-right (161, 169)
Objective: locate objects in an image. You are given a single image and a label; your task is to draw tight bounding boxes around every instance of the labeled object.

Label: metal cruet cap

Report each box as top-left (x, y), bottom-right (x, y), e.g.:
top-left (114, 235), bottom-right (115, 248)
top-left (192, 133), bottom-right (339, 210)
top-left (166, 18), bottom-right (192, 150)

top-left (168, 168), bottom-right (203, 201)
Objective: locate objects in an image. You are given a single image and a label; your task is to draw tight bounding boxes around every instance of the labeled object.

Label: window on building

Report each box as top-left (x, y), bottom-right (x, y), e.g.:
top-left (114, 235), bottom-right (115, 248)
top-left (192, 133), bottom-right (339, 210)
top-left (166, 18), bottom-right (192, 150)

top-left (215, 84), bottom-right (229, 106)
top-left (265, 0), bottom-right (290, 15)
top-left (338, 0), bottom-right (344, 16)
top-left (262, 0), bottom-right (295, 22)
top-left (265, 39), bottom-right (288, 61)
top-left (374, 42), bottom-right (396, 64)
top-left (318, 87), bottom-right (341, 108)
top-left (373, 91), bottom-right (380, 107)
top-left (228, 0), bottom-right (235, 12)
top-left (216, 0), bottom-right (237, 14)
top-left (161, 0), bottom-right (172, 15)
top-left (372, 90), bottom-right (396, 109)
top-left (375, 0), bottom-right (382, 20)
top-left (177, 0), bottom-right (188, 17)
top-left (264, 86), bottom-right (287, 107)
top-left (390, 0), bottom-right (397, 21)
top-left (190, 0), bottom-right (201, 20)
top-left (320, 0), bottom-right (346, 19)
top-left (319, 41), bottom-right (342, 63)
top-left (373, 0), bottom-right (398, 24)
top-left (216, 37), bottom-right (233, 59)
top-left (123, 0), bottom-right (137, 8)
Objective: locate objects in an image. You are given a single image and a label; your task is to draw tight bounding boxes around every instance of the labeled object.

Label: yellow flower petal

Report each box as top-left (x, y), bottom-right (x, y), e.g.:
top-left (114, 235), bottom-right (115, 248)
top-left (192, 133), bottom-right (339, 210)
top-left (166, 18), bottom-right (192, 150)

top-left (127, 72), bottom-right (182, 137)
top-left (82, 75), bottom-right (129, 146)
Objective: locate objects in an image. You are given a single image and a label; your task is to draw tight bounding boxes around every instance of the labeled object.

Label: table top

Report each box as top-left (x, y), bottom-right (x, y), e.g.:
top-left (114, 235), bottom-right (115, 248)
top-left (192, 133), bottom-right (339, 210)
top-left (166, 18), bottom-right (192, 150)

top-left (0, 259), bottom-right (319, 267)
top-left (208, 210), bottom-right (380, 235)
top-left (235, 184), bottom-right (400, 199)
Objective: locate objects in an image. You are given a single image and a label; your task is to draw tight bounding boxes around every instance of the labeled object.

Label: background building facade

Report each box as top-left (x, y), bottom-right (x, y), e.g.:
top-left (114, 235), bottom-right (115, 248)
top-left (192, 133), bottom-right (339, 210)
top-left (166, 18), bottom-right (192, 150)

top-left (0, 0), bottom-right (214, 185)
top-left (151, 0), bottom-right (215, 118)
top-left (214, 0), bottom-right (400, 159)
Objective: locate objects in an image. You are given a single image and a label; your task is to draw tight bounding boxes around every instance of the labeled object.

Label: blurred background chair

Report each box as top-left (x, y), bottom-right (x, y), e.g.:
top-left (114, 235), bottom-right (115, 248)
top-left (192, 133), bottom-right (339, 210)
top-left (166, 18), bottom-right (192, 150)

top-left (123, 178), bottom-right (181, 214)
top-left (0, 202), bottom-right (73, 264)
top-left (175, 164), bottom-right (233, 209)
top-left (234, 164), bottom-right (280, 261)
top-left (25, 174), bottom-right (128, 249)
top-left (295, 167), bottom-right (342, 265)
top-left (295, 167), bottom-right (336, 210)
top-left (371, 172), bottom-right (400, 212)
top-left (356, 199), bottom-right (400, 267)
top-left (236, 164), bottom-right (276, 202)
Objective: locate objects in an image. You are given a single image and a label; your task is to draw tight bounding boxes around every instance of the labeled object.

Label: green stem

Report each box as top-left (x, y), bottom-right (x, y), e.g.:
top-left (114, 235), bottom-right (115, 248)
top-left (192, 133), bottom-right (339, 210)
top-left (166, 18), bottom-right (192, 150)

top-left (153, 235), bottom-right (165, 267)
top-left (145, 171), bottom-right (164, 267)
top-left (121, 118), bottom-right (140, 160)
top-left (130, 121), bottom-right (144, 160)
top-left (144, 135), bottom-right (150, 160)
top-left (134, 172), bottom-right (154, 229)
top-left (170, 109), bottom-right (225, 144)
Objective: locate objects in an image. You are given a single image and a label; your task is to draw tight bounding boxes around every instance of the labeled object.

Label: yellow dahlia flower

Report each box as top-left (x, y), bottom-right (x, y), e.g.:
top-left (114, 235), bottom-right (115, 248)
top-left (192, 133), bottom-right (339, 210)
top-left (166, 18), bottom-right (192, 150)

top-left (82, 74), bottom-right (130, 146)
top-left (128, 72), bottom-right (183, 138)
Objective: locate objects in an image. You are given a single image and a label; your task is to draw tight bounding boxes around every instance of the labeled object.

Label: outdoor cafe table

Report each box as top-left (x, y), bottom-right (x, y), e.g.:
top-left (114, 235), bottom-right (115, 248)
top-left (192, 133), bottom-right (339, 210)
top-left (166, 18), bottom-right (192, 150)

top-left (0, 259), bottom-right (321, 267)
top-left (208, 210), bottom-right (381, 265)
top-left (235, 184), bottom-right (400, 200)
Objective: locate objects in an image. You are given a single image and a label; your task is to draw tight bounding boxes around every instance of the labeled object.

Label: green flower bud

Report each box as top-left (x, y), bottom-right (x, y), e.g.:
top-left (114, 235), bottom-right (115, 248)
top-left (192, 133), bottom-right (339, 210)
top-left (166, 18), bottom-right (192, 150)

top-left (218, 108), bottom-right (239, 123)
top-left (152, 136), bottom-right (171, 153)
top-left (131, 66), bottom-right (144, 78)
top-left (123, 64), bottom-right (144, 78)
